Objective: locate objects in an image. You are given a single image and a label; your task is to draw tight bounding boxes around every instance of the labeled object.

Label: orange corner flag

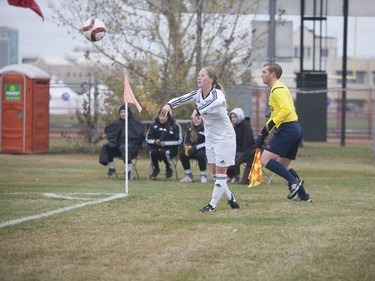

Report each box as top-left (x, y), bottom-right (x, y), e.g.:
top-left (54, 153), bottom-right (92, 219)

top-left (124, 75), bottom-right (142, 113)
top-left (248, 147), bottom-right (263, 187)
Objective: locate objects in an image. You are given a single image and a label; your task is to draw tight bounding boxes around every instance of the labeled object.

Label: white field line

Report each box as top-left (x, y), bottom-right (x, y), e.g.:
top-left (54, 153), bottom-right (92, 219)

top-left (0, 193), bottom-right (127, 229)
top-left (43, 193), bottom-right (95, 201)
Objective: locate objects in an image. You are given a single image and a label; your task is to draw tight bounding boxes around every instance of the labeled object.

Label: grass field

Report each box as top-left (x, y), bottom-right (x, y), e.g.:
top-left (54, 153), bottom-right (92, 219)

top-left (0, 143), bottom-right (374, 281)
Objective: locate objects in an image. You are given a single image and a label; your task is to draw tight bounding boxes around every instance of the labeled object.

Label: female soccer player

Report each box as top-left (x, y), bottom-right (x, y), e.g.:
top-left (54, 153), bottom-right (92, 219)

top-left (161, 66), bottom-right (239, 212)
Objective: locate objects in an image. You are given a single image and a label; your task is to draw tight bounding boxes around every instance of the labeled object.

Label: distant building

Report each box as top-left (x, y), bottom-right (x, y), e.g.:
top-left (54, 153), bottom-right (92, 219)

top-left (0, 26), bottom-right (19, 68)
top-left (34, 55), bottom-right (87, 92)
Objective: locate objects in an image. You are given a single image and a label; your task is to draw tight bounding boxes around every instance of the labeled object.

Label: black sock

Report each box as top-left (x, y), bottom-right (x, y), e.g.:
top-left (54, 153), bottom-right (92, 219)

top-left (266, 159), bottom-right (295, 184)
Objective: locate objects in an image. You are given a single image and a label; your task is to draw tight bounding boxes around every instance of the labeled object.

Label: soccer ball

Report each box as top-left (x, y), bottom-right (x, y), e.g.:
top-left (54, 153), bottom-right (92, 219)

top-left (82, 18), bottom-right (106, 42)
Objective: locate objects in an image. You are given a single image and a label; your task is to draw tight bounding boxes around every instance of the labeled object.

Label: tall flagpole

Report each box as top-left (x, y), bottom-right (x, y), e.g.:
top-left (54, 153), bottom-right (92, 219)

top-left (125, 102), bottom-right (129, 195)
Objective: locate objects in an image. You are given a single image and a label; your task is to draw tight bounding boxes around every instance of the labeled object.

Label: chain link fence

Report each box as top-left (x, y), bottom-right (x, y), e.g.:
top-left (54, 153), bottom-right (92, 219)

top-left (49, 84), bottom-right (374, 144)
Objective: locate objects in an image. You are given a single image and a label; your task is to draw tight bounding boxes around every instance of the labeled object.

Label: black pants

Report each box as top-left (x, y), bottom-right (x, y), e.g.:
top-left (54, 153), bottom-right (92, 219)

top-left (149, 147), bottom-right (178, 171)
top-left (99, 143), bottom-right (139, 165)
top-left (227, 151), bottom-right (255, 184)
top-left (179, 148), bottom-right (206, 172)
top-left (239, 153), bottom-right (255, 184)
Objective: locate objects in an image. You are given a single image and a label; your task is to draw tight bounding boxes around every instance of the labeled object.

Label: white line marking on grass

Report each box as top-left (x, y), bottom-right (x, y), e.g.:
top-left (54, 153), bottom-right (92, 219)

top-left (43, 193), bottom-right (94, 201)
top-left (0, 193), bottom-right (127, 229)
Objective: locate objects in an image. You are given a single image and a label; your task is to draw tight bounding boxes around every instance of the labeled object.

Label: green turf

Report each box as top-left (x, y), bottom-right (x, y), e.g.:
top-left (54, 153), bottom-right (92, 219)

top-left (0, 143), bottom-right (374, 281)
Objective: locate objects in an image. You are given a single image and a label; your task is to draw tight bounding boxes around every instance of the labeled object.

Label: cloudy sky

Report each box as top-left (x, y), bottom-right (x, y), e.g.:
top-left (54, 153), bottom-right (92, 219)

top-left (1, 0), bottom-right (375, 60)
top-left (0, 0), bottom-right (87, 59)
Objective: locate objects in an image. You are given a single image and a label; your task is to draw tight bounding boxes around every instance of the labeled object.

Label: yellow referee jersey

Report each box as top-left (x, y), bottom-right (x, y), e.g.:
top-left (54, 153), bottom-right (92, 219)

top-left (267, 80), bottom-right (298, 128)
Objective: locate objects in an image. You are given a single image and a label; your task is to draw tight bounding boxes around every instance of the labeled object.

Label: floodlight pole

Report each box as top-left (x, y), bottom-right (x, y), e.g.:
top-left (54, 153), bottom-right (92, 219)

top-left (267, 0), bottom-right (276, 62)
top-left (340, 0), bottom-right (349, 146)
top-left (300, 0), bottom-right (304, 72)
top-left (196, 0), bottom-right (202, 73)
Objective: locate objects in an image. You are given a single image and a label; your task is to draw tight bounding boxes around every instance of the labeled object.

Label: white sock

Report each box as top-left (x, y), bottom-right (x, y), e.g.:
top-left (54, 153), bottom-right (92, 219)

top-left (108, 162), bottom-right (115, 169)
top-left (210, 174), bottom-right (228, 208)
top-left (127, 163), bottom-right (131, 172)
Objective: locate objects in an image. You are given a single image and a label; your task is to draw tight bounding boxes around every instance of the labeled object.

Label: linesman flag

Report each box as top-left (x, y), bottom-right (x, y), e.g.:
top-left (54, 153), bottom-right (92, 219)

top-left (124, 75), bottom-right (142, 113)
top-left (248, 148), bottom-right (262, 187)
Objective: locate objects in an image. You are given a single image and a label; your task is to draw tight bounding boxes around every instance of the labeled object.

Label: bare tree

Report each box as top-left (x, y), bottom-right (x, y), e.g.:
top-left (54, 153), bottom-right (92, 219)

top-left (48, 0), bottom-right (263, 119)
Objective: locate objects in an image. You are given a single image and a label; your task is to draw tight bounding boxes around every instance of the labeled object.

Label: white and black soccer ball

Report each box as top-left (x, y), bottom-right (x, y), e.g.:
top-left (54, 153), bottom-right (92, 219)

top-left (82, 18), bottom-right (106, 42)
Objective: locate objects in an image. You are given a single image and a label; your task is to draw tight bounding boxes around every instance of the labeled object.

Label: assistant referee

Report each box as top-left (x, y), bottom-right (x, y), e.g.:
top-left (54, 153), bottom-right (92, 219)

top-left (257, 63), bottom-right (312, 202)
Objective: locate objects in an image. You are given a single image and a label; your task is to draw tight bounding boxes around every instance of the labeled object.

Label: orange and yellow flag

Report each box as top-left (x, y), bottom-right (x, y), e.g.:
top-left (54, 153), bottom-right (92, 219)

top-left (248, 148), bottom-right (263, 187)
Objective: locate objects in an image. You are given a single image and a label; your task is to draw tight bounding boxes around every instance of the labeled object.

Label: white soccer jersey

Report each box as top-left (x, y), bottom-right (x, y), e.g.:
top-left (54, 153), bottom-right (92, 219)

top-left (168, 88), bottom-right (235, 142)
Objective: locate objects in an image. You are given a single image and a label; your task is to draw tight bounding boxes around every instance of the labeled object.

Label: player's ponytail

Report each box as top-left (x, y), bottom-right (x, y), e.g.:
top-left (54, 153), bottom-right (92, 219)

top-left (203, 66), bottom-right (224, 91)
top-left (215, 83), bottom-right (223, 91)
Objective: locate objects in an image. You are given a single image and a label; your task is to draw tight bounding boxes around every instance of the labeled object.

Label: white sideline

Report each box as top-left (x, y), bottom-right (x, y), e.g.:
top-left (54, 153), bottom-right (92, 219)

top-left (0, 193), bottom-right (127, 229)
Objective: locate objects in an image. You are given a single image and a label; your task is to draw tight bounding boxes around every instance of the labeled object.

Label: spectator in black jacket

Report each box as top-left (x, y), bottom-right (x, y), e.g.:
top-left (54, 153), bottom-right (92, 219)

top-left (179, 113), bottom-right (207, 184)
top-left (146, 109), bottom-right (182, 180)
top-left (99, 105), bottom-right (145, 179)
top-left (227, 108), bottom-right (256, 184)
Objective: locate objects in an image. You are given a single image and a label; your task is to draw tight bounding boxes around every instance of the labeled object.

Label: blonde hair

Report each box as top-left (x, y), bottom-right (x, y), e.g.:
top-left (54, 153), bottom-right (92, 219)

top-left (201, 66), bottom-right (223, 91)
top-left (189, 116), bottom-right (203, 143)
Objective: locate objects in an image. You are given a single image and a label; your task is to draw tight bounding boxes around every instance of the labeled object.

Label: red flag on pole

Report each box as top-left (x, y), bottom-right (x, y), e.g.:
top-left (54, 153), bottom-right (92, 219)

top-left (8, 0), bottom-right (44, 20)
top-left (124, 75), bottom-right (142, 113)
top-left (248, 148), bottom-right (263, 187)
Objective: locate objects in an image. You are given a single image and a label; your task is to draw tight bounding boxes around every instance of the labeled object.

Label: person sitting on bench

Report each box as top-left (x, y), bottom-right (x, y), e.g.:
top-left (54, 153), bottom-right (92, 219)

top-left (146, 108), bottom-right (182, 180)
top-left (99, 105), bottom-right (145, 179)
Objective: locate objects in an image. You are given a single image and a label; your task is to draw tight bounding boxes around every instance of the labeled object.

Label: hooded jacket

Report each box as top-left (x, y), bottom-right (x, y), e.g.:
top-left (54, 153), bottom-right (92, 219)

top-left (229, 108), bottom-right (255, 154)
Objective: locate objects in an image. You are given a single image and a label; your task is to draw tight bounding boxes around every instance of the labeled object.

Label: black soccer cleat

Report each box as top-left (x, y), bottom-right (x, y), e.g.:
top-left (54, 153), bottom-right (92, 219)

top-left (293, 194), bottom-right (312, 203)
top-left (199, 204), bottom-right (216, 212)
top-left (287, 179), bottom-right (303, 200)
top-left (228, 192), bottom-right (240, 209)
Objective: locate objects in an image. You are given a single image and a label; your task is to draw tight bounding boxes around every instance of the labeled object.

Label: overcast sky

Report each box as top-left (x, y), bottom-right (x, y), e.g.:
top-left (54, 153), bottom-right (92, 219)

top-left (1, 0), bottom-right (375, 60)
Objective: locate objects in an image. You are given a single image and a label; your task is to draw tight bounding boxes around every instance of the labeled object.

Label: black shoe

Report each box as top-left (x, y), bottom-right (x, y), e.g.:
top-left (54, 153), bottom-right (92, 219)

top-left (199, 204), bottom-right (216, 212)
top-left (294, 194), bottom-right (312, 203)
top-left (228, 192), bottom-right (240, 209)
top-left (107, 168), bottom-right (117, 178)
top-left (123, 171), bottom-right (132, 180)
top-left (166, 168), bottom-right (173, 179)
top-left (288, 179), bottom-right (303, 200)
top-left (149, 168), bottom-right (159, 180)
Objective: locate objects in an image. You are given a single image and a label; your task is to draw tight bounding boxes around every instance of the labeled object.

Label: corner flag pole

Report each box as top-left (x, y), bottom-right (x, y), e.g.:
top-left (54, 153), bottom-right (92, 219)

top-left (124, 102), bottom-right (129, 195)
top-left (123, 74), bottom-right (142, 195)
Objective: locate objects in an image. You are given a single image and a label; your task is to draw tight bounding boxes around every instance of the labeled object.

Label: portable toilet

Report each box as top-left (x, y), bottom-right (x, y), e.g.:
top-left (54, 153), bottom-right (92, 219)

top-left (0, 64), bottom-right (50, 153)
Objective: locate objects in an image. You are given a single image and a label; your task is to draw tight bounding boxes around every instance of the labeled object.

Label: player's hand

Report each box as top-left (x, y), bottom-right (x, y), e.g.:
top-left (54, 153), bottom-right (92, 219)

top-left (191, 109), bottom-right (198, 120)
top-left (260, 125), bottom-right (270, 138)
top-left (184, 145), bottom-right (192, 157)
top-left (260, 120), bottom-right (275, 137)
top-left (256, 134), bottom-right (266, 148)
top-left (161, 104), bottom-right (172, 117)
